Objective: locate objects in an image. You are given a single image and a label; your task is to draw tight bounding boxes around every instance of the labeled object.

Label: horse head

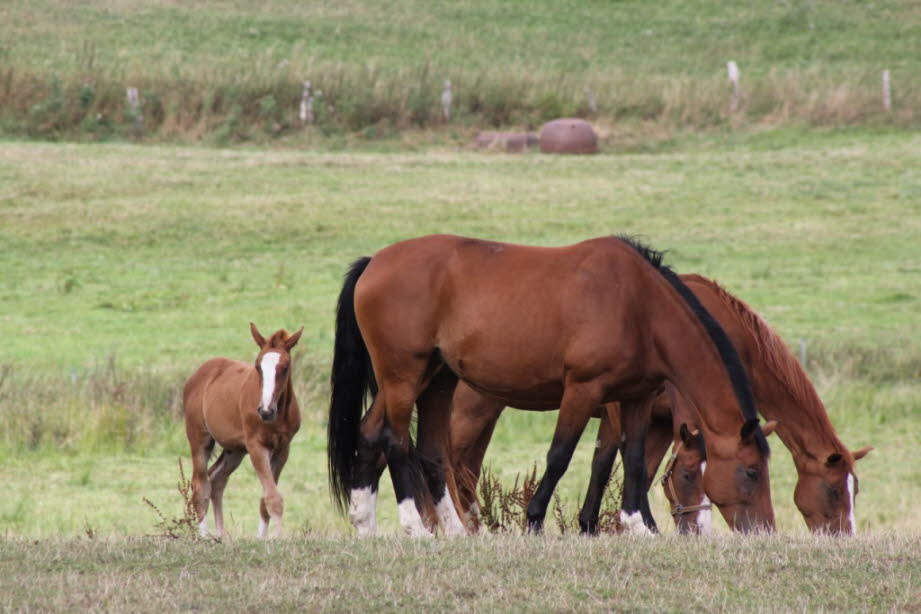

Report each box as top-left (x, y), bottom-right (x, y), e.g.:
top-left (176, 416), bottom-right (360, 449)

top-left (251, 322), bottom-right (303, 422)
top-left (793, 445), bottom-right (873, 535)
top-left (662, 424), bottom-right (712, 535)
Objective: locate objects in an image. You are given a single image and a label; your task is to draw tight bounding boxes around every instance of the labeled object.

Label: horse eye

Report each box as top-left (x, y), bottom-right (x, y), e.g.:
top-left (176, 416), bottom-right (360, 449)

top-left (746, 468), bottom-right (759, 481)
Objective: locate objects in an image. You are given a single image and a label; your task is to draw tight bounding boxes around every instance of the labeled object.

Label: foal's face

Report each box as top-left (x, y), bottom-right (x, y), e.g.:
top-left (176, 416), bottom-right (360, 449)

top-left (255, 349), bottom-right (292, 421)
top-left (250, 323), bottom-right (303, 422)
top-left (793, 446), bottom-right (872, 535)
top-left (701, 419), bottom-right (778, 534)
top-left (663, 428), bottom-right (712, 535)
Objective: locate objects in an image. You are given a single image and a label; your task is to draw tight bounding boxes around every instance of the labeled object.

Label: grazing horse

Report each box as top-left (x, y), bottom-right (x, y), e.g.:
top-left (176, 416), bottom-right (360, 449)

top-left (184, 323), bottom-right (303, 538)
top-left (328, 234), bottom-right (773, 537)
top-left (446, 382), bottom-right (744, 536)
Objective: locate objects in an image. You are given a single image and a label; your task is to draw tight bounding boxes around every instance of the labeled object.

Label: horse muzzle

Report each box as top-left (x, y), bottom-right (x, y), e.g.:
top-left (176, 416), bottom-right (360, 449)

top-left (257, 405), bottom-right (278, 422)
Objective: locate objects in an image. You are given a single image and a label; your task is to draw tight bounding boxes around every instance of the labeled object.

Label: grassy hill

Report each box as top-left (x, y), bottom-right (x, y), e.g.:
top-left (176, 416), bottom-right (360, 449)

top-left (2, 1), bottom-right (920, 141)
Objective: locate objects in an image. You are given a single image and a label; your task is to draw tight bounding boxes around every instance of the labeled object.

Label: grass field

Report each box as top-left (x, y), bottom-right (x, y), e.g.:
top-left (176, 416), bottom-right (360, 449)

top-left (1, 128), bottom-right (920, 609)
top-left (2, 535), bottom-right (919, 612)
top-left (2, 1), bottom-right (920, 140)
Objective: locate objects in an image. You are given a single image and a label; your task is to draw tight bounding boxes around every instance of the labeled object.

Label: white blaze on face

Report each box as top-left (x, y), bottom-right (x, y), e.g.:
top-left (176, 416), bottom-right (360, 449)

top-left (846, 472), bottom-right (857, 535)
top-left (697, 461), bottom-right (712, 535)
top-left (259, 352), bottom-right (281, 411)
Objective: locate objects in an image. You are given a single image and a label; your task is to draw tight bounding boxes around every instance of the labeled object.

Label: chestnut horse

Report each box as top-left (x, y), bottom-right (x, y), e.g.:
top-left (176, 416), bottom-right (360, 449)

top-left (328, 234), bottom-right (772, 537)
top-left (184, 323), bottom-right (303, 538)
top-left (448, 274), bottom-right (871, 535)
top-left (446, 382), bottom-right (738, 536)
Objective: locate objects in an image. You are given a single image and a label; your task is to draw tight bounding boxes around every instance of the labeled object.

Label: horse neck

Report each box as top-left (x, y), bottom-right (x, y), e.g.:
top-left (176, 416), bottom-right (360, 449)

top-left (647, 279), bottom-right (752, 442)
top-left (695, 277), bottom-right (847, 463)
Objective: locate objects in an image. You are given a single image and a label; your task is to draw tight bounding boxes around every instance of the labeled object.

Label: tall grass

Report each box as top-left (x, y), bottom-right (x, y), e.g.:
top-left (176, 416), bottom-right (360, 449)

top-left (3, 62), bottom-right (917, 143)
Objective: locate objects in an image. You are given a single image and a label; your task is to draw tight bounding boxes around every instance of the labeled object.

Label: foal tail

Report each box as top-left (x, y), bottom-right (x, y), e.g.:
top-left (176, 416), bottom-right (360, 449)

top-left (328, 256), bottom-right (377, 514)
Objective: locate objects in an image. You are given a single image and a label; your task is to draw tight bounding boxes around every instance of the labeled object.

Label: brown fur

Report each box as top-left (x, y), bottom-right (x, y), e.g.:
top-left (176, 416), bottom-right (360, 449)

top-left (183, 323), bottom-right (302, 538)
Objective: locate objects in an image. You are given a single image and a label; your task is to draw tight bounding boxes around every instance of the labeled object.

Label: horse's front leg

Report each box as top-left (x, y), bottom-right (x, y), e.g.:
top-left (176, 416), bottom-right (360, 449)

top-left (578, 404), bottom-right (622, 534)
top-left (248, 444), bottom-right (284, 539)
top-left (526, 382), bottom-right (602, 534)
top-left (256, 444), bottom-right (292, 539)
top-left (619, 397), bottom-right (658, 536)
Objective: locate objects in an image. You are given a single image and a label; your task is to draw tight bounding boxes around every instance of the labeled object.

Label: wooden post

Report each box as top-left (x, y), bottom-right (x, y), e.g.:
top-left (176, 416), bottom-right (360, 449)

top-left (727, 61), bottom-right (741, 113)
top-left (584, 87), bottom-right (598, 115)
top-left (299, 80), bottom-right (314, 124)
top-left (125, 87), bottom-right (142, 131)
top-left (441, 79), bottom-right (453, 122)
top-left (882, 69), bottom-right (892, 112)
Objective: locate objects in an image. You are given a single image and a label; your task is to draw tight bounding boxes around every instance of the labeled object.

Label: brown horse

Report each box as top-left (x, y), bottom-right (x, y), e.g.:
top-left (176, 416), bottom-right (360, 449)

top-left (184, 323), bottom-right (303, 538)
top-left (328, 234), bottom-right (773, 537)
top-left (447, 382), bottom-right (741, 536)
top-left (449, 273), bottom-right (871, 535)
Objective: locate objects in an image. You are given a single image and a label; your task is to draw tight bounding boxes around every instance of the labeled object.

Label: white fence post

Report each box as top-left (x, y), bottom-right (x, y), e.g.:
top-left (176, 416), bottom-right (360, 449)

top-left (882, 69), bottom-right (892, 112)
top-left (299, 80), bottom-right (314, 124)
top-left (727, 61), bottom-right (741, 113)
top-left (441, 79), bottom-right (453, 122)
top-left (125, 87), bottom-right (142, 131)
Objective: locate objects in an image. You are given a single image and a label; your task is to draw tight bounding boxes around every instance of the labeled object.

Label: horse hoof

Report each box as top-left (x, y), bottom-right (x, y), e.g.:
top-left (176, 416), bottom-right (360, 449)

top-left (619, 510), bottom-right (655, 537)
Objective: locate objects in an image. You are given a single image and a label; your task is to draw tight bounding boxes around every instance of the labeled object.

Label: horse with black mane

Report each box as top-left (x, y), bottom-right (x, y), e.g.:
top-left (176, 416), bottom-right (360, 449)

top-left (328, 234), bottom-right (773, 536)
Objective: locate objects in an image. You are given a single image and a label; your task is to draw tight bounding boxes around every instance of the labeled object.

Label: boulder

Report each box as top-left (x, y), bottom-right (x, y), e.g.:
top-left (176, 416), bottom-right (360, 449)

top-left (539, 118), bottom-right (598, 154)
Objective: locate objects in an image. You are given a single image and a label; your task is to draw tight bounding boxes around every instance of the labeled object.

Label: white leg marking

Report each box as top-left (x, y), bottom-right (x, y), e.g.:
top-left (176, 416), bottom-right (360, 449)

top-left (846, 473), bottom-right (857, 535)
top-left (259, 352), bottom-right (281, 410)
top-left (198, 518), bottom-right (209, 537)
top-left (398, 498), bottom-right (433, 538)
top-left (348, 487), bottom-right (378, 537)
top-left (435, 487), bottom-right (467, 537)
top-left (257, 517), bottom-right (268, 539)
top-left (619, 510), bottom-right (654, 536)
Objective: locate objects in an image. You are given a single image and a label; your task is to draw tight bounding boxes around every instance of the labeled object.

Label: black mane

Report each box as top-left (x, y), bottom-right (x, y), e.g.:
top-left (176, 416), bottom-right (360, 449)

top-left (616, 235), bottom-right (769, 457)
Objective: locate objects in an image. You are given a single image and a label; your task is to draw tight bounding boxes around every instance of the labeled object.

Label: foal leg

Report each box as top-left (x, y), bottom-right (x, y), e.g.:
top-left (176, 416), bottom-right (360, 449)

top-left (619, 398), bottom-right (658, 535)
top-left (209, 448), bottom-right (245, 537)
top-left (187, 433), bottom-right (214, 536)
top-left (416, 371), bottom-right (466, 536)
top-left (526, 382), bottom-right (602, 534)
top-left (248, 444), bottom-right (285, 539)
top-left (578, 404), bottom-right (622, 534)
top-left (258, 445), bottom-right (290, 538)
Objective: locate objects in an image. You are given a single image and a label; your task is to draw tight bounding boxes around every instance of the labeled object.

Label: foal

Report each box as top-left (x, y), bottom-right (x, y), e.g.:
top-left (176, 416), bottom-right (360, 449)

top-left (183, 323), bottom-right (302, 538)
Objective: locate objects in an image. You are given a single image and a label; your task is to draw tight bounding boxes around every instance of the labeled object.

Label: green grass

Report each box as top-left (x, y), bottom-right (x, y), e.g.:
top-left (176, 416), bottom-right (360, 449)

top-left (0, 129), bottom-right (919, 541)
top-left (1, 1), bottom-right (920, 139)
top-left (1, 535), bottom-right (918, 612)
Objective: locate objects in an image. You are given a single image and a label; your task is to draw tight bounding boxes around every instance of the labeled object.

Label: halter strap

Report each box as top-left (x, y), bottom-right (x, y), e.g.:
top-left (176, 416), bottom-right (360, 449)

top-left (660, 435), bottom-right (713, 517)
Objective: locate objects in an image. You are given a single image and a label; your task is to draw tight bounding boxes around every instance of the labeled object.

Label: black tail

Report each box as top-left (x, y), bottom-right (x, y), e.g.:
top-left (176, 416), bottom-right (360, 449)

top-left (328, 256), bottom-right (377, 513)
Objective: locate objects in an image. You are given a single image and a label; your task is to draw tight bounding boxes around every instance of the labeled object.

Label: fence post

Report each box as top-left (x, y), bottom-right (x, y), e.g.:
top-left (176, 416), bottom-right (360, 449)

top-left (585, 87), bottom-right (598, 115)
top-left (882, 69), bottom-right (892, 112)
top-left (441, 79), bottom-right (453, 122)
top-left (125, 87), bottom-right (142, 133)
top-left (727, 61), bottom-right (741, 113)
top-left (299, 80), bottom-right (314, 124)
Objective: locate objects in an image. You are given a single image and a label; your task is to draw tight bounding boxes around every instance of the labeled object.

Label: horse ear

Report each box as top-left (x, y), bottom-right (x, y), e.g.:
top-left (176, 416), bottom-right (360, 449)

top-left (740, 419), bottom-right (760, 441)
top-left (761, 420), bottom-right (779, 437)
top-left (679, 423), bottom-right (693, 445)
top-left (852, 446), bottom-right (874, 461)
top-left (285, 326), bottom-right (304, 351)
top-left (826, 453), bottom-right (843, 467)
top-left (250, 322), bottom-right (266, 347)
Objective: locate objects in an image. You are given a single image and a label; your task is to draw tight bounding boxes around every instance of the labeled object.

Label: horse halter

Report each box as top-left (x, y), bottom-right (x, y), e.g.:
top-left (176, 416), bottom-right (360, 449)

top-left (660, 434), bottom-right (713, 518)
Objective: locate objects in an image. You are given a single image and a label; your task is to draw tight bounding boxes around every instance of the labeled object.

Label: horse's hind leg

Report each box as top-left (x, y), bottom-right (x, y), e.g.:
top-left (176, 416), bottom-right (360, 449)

top-left (526, 381), bottom-right (603, 534)
top-left (579, 405), bottom-right (622, 534)
top-left (416, 370), bottom-right (466, 536)
top-left (187, 432), bottom-right (214, 536)
top-left (348, 395), bottom-right (388, 536)
top-left (208, 448), bottom-right (245, 537)
top-left (258, 444), bottom-right (290, 539)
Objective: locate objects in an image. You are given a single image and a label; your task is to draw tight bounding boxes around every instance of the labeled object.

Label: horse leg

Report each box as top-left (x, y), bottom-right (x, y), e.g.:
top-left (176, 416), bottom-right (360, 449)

top-left (526, 382), bottom-right (602, 534)
top-left (380, 380), bottom-right (434, 538)
top-left (247, 444), bottom-right (284, 539)
top-left (208, 448), bottom-right (245, 537)
top-left (348, 395), bottom-right (388, 536)
top-left (446, 384), bottom-right (505, 533)
top-left (578, 404), bottom-right (622, 534)
top-left (619, 397), bottom-right (658, 535)
top-left (415, 370), bottom-right (467, 536)
top-left (187, 432), bottom-right (214, 536)
top-left (258, 444), bottom-right (290, 539)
